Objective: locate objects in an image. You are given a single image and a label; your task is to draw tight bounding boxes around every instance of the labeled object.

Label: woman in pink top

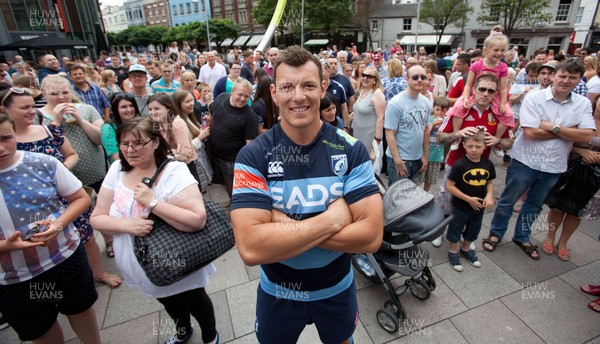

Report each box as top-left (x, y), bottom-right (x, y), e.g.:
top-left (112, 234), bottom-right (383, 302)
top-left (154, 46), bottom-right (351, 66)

top-left (147, 93), bottom-right (200, 183)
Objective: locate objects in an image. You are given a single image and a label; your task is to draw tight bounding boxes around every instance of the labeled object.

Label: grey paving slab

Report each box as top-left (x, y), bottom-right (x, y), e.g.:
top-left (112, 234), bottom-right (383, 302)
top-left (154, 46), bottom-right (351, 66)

top-left (559, 260), bottom-right (600, 300)
top-left (357, 271), bottom-right (468, 344)
top-left (206, 248), bottom-right (250, 294)
top-left (245, 264), bottom-right (261, 281)
top-left (432, 253), bottom-right (521, 308)
top-left (103, 282), bottom-right (163, 328)
top-left (483, 237), bottom-right (576, 284)
top-left (0, 326), bottom-right (20, 344)
top-left (578, 218), bottom-right (600, 241)
top-left (153, 290), bottom-right (233, 344)
top-left (57, 284), bottom-right (112, 341)
top-left (450, 300), bottom-right (544, 343)
top-left (207, 184), bottom-right (230, 206)
top-left (225, 332), bottom-right (258, 343)
top-left (587, 335), bottom-right (600, 344)
top-left (226, 279), bottom-right (259, 338)
top-left (532, 230), bottom-right (600, 267)
top-left (97, 312), bottom-right (160, 344)
top-left (501, 277), bottom-right (600, 344)
top-left (386, 320), bottom-right (467, 344)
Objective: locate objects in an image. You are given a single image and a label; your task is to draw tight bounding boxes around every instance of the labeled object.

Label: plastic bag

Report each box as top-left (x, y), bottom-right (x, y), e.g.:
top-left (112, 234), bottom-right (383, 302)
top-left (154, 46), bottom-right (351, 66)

top-left (371, 139), bottom-right (384, 176)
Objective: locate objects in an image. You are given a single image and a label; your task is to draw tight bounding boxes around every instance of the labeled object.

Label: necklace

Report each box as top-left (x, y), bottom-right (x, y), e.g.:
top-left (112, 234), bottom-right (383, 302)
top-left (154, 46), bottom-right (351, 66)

top-left (358, 89), bottom-right (372, 102)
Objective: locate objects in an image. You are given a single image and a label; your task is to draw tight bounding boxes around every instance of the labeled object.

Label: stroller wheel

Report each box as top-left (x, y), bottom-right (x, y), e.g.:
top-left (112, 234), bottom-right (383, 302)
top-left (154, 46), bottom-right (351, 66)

top-left (376, 308), bottom-right (399, 333)
top-left (384, 300), bottom-right (406, 321)
top-left (422, 268), bottom-right (437, 291)
top-left (409, 279), bottom-right (430, 300)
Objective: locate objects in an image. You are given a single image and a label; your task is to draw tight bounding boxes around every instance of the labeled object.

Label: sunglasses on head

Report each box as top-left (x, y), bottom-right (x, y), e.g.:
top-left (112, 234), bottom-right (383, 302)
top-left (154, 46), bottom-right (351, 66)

top-left (411, 75), bottom-right (427, 81)
top-left (477, 87), bottom-right (496, 94)
top-left (2, 87), bottom-right (32, 106)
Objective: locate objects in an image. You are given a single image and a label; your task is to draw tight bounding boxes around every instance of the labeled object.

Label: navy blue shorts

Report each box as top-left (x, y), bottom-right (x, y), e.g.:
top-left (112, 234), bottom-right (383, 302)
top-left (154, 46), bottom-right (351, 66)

top-left (0, 245), bottom-right (98, 341)
top-left (255, 283), bottom-right (358, 344)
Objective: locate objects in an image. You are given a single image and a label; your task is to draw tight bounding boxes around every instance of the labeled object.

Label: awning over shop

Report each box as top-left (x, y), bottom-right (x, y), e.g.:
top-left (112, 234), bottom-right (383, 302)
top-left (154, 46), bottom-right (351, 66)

top-left (245, 35), bottom-right (264, 47)
top-left (232, 35), bottom-right (251, 47)
top-left (399, 35), bottom-right (455, 46)
top-left (220, 38), bottom-right (234, 47)
top-left (304, 39), bottom-right (330, 46)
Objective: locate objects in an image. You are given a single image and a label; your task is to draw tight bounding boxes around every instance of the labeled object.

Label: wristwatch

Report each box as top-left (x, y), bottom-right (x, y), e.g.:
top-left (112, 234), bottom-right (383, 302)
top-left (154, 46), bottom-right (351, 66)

top-left (551, 125), bottom-right (560, 134)
top-left (148, 199), bottom-right (159, 212)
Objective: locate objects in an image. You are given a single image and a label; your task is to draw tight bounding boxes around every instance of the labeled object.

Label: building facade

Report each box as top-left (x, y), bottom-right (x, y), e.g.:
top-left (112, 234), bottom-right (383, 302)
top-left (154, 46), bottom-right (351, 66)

top-left (124, 0), bottom-right (146, 26)
top-left (0, 0), bottom-right (107, 60)
top-left (143, 0), bottom-right (171, 27)
top-left (211, 0), bottom-right (259, 32)
top-left (102, 5), bottom-right (129, 33)
top-left (170, 0), bottom-right (210, 27)
top-left (370, 0), bottom-right (584, 57)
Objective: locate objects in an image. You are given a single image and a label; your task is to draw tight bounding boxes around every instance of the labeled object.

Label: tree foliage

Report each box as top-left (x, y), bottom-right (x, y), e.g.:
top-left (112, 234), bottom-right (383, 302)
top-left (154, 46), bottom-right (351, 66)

top-left (477, 0), bottom-right (553, 37)
top-left (355, 0), bottom-right (383, 51)
top-left (106, 20), bottom-right (239, 51)
top-left (420, 0), bottom-right (473, 53)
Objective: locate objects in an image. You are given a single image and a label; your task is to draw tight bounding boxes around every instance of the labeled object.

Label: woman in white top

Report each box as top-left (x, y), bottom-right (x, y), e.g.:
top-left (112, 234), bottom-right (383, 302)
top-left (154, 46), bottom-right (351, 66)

top-left (90, 118), bottom-right (219, 344)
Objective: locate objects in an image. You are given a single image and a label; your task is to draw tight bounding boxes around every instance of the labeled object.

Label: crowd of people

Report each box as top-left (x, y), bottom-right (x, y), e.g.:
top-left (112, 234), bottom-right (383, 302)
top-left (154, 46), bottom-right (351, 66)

top-left (0, 31), bottom-right (599, 343)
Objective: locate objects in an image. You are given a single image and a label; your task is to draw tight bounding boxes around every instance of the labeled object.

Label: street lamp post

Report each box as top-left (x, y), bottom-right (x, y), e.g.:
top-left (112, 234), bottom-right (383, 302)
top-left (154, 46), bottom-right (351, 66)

top-left (414, 0), bottom-right (421, 53)
top-left (192, 0), bottom-right (211, 51)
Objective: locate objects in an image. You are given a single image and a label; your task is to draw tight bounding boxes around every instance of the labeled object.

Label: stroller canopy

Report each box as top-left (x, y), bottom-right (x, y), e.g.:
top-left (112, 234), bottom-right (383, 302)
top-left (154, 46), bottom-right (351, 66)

top-left (383, 179), bottom-right (434, 227)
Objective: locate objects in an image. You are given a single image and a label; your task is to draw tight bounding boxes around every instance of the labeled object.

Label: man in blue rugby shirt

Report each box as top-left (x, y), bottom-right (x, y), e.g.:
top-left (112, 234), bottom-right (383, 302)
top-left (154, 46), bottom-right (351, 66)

top-left (230, 46), bottom-right (383, 344)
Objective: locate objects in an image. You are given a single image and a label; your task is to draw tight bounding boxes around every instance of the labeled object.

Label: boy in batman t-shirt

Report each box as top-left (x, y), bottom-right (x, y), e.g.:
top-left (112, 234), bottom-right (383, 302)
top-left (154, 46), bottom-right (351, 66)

top-left (445, 130), bottom-right (495, 272)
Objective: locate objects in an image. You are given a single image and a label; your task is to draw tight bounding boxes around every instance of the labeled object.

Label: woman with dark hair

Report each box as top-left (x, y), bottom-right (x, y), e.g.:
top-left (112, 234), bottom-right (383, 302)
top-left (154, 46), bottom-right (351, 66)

top-left (147, 93), bottom-right (200, 183)
top-left (320, 92), bottom-right (343, 129)
top-left (90, 117), bottom-right (219, 344)
top-left (101, 93), bottom-right (141, 163)
top-left (172, 90), bottom-right (213, 190)
top-left (0, 112), bottom-right (101, 343)
top-left (252, 76), bottom-right (278, 133)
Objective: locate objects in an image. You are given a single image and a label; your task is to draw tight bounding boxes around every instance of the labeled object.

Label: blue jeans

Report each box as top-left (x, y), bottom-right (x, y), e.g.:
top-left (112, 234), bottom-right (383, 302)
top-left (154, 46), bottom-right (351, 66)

top-left (490, 159), bottom-right (560, 243)
top-left (387, 157), bottom-right (422, 186)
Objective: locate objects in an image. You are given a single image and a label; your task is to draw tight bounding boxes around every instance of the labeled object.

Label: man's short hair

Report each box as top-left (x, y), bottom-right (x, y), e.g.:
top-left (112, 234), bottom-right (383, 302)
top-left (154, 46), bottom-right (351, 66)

top-left (433, 97), bottom-right (449, 109)
top-left (273, 46), bottom-right (322, 86)
top-left (525, 62), bottom-right (542, 74)
top-left (147, 60), bottom-right (160, 68)
top-left (68, 64), bottom-right (85, 74)
top-left (110, 53), bottom-right (120, 58)
top-left (470, 50), bottom-right (482, 60)
top-left (555, 58), bottom-right (585, 77)
top-left (457, 53), bottom-right (471, 65)
top-left (242, 50), bottom-right (253, 59)
top-left (232, 79), bottom-right (253, 92)
top-left (580, 47), bottom-right (594, 55)
top-left (474, 74), bottom-right (499, 87)
top-left (161, 61), bottom-right (173, 69)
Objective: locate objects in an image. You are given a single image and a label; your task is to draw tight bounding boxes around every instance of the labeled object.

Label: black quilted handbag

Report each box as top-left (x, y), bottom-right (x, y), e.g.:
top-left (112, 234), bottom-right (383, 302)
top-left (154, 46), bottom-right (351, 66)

top-left (134, 159), bottom-right (235, 286)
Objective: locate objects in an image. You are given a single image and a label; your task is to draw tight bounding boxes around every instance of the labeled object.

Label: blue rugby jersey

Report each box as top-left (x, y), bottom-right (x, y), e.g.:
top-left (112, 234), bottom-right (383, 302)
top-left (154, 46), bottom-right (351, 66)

top-left (231, 123), bottom-right (379, 301)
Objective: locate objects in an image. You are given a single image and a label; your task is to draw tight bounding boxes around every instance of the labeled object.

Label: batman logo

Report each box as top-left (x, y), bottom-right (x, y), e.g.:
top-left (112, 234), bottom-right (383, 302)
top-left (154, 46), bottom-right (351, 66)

top-left (462, 168), bottom-right (490, 186)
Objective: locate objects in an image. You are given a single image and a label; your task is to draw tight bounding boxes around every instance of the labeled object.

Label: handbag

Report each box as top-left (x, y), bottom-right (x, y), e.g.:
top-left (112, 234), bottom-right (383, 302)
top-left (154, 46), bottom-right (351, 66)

top-left (133, 158), bottom-right (235, 286)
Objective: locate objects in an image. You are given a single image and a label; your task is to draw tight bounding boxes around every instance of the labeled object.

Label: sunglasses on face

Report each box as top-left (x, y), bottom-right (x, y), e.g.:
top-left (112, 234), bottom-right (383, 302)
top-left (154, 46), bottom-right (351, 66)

top-left (362, 74), bottom-right (376, 79)
top-left (477, 87), bottom-right (496, 94)
top-left (411, 75), bottom-right (427, 81)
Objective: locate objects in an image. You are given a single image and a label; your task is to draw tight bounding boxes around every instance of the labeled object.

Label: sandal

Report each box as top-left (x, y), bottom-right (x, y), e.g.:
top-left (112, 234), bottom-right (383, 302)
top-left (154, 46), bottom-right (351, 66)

top-left (482, 234), bottom-right (501, 252)
top-left (557, 247), bottom-right (570, 261)
top-left (541, 240), bottom-right (554, 255)
top-left (512, 239), bottom-right (540, 260)
top-left (581, 284), bottom-right (600, 296)
top-left (588, 298), bottom-right (600, 313)
top-left (106, 241), bottom-right (115, 258)
top-left (95, 272), bottom-right (122, 288)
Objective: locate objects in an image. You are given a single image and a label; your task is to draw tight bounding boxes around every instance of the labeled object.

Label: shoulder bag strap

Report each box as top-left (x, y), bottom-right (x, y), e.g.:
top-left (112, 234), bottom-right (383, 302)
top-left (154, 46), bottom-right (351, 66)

top-left (144, 158), bottom-right (175, 188)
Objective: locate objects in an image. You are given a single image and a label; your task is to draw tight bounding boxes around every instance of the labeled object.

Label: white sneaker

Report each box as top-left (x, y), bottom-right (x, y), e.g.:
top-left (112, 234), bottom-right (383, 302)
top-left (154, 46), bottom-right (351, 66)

top-left (432, 236), bottom-right (443, 247)
top-left (460, 236), bottom-right (476, 251)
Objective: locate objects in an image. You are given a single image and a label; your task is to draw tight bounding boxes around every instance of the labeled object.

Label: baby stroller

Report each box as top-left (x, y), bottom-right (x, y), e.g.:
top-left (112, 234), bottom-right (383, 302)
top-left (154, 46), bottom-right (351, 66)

top-left (352, 177), bottom-right (453, 333)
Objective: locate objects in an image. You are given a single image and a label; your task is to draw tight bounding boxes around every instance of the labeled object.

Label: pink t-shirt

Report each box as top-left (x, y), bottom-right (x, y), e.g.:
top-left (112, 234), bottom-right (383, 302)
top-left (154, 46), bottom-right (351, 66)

top-left (470, 59), bottom-right (508, 80)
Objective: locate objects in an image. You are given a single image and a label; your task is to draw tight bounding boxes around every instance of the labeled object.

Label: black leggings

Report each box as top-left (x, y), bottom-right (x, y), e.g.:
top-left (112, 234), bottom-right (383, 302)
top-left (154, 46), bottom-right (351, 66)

top-left (156, 287), bottom-right (217, 343)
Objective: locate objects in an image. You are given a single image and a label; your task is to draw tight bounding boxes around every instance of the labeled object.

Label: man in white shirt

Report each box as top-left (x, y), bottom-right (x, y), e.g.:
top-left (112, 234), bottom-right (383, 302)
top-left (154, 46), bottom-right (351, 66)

top-left (198, 51), bottom-right (227, 91)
